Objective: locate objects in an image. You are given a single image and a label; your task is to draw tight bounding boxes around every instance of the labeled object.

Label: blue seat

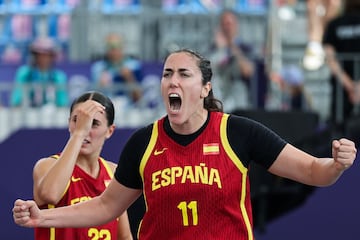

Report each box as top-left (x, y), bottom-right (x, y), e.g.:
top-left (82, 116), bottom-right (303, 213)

top-left (8, 0), bottom-right (49, 14)
top-left (101, 0), bottom-right (141, 14)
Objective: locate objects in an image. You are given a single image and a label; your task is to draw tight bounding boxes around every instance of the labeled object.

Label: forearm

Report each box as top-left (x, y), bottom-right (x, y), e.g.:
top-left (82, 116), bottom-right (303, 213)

top-left (231, 45), bottom-right (254, 77)
top-left (269, 143), bottom-right (352, 187)
top-left (329, 60), bottom-right (353, 91)
top-left (325, 45), bottom-right (353, 91)
top-left (35, 134), bottom-right (84, 203)
top-left (40, 195), bottom-right (114, 228)
top-left (310, 157), bottom-right (345, 187)
top-left (117, 211), bottom-right (133, 240)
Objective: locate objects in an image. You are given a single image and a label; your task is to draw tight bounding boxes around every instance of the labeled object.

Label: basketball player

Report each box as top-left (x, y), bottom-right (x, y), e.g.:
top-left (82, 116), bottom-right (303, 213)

top-left (31, 91), bottom-right (132, 240)
top-left (14, 49), bottom-right (356, 239)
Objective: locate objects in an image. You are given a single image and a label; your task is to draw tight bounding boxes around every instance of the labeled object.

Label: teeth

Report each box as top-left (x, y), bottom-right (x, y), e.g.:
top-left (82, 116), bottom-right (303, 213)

top-left (169, 93), bottom-right (180, 98)
top-left (169, 93), bottom-right (181, 111)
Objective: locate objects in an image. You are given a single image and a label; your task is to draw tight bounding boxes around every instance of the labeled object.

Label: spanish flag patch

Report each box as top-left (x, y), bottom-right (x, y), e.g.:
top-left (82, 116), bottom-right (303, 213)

top-left (203, 143), bottom-right (220, 155)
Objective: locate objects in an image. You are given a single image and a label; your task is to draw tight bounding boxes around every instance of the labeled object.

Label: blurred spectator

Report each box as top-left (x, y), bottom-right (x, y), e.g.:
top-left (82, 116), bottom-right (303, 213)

top-left (272, 64), bottom-right (312, 110)
top-left (10, 36), bottom-right (69, 107)
top-left (303, 0), bottom-right (342, 70)
top-left (209, 9), bottom-right (255, 112)
top-left (91, 33), bottom-right (142, 106)
top-left (322, 0), bottom-right (360, 127)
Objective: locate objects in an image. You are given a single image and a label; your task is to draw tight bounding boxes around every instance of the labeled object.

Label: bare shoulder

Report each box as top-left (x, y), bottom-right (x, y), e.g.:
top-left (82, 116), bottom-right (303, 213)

top-left (33, 157), bottom-right (57, 171)
top-left (33, 156), bottom-right (58, 180)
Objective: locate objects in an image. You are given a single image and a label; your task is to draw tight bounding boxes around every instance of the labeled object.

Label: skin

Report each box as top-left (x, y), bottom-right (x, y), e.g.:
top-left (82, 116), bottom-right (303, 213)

top-left (32, 99), bottom-right (133, 240)
top-left (33, 52), bottom-right (55, 71)
top-left (13, 52), bottom-right (357, 233)
top-left (161, 52), bottom-right (211, 134)
top-left (323, 44), bottom-right (360, 104)
top-left (307, 0), bottom-right (341, 43)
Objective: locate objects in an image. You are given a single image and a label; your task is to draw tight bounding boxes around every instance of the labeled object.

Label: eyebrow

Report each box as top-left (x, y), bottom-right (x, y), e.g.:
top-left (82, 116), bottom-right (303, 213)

top-left (93, 119), bottom-right (102, 125)
top-left (164, 68), bottom-right (190, 73)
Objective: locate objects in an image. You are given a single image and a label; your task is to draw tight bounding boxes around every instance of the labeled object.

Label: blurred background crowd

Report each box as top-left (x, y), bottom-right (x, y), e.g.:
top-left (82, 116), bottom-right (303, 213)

top-left (0, 0), bottom-right (359, 143)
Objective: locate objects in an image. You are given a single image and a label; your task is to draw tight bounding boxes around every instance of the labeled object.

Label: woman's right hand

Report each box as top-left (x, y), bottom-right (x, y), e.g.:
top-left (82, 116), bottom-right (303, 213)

top-left (71, 100), bottom-right (106, 137)
top-left (13, 199), bottom-right (42, 228)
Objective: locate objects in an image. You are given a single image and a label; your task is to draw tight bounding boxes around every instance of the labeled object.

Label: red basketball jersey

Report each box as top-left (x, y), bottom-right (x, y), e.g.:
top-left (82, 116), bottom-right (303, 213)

top-left (35, 156), bottom-right (118, 240)
top-left (138, 112), bottom-right (254, 239)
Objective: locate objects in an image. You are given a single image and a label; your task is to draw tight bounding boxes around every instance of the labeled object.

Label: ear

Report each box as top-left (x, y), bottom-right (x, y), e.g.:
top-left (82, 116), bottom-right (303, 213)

top-left (106, 124), bottom-right (116, 139)
top-left (201, 82), bottom-right (212, 98)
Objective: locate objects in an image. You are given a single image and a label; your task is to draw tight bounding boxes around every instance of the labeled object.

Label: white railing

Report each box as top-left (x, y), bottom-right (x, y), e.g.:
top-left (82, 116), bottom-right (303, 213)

top-left (0, 104), bottom-right (165, 142)
top-left (0, 82), bottom-right (165, 142)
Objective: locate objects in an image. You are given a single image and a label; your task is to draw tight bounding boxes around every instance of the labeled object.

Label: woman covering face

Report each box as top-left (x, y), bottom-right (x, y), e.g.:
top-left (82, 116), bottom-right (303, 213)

top-left (31, 91), bottom-right (133, 240)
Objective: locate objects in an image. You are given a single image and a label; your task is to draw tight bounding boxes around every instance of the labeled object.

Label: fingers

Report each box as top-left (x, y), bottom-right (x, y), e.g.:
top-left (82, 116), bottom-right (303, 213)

top-left (73, 100), bottom-right (106, 132)
top-left (332, 138), bottom-right (356, 151)
top-left (13, 199), bottom-right (33, 226)
top-left (13, 199), bottom-right (31, 213)
top-left (332, 138), bottom-right (357, 169)
top-left (79, 100), bottom-right (105, 117)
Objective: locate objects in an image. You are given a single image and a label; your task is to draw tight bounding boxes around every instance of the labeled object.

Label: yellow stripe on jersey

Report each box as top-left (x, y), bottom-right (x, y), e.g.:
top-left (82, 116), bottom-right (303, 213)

top-left (139, 120), bottom-right (159, 206)
top-left (50, 154), bottom-right (60, 159)
top-left (48, 204), bottom-right (56, 240)
top-left (220, 113), bottom-right (253, 240)
top-left (100, 157), bottom-right (114, 178)
top-left (139, 121), bottom-right (158, 182)
top-left (138, 120), bottom-right (159, 240)
top-left (100, 157), bottom-right (113, 188)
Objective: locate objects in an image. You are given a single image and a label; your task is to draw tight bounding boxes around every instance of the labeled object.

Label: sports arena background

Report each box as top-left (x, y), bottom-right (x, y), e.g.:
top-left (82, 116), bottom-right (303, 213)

top-left (1, 0), bottom-right (360, 239)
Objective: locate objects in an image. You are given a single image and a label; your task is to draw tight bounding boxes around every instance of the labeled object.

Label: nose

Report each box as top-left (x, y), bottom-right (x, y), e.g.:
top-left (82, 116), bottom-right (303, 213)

top-left (169, 74), bottom-right (179, 87)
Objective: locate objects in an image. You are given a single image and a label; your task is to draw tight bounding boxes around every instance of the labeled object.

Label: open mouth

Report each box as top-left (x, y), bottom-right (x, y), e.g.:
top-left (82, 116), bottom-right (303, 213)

top-left (169, 93), bottom-right (181, 111)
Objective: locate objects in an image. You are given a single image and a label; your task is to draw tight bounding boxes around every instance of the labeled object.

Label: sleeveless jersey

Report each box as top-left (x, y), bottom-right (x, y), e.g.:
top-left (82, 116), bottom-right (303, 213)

top-left (138, 112), bottom-right (254, 239)
top-left (34, 156), bottom-right (118, 240)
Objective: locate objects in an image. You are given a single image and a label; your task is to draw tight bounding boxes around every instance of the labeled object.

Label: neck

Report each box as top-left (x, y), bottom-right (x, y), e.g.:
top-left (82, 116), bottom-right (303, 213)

top-left (170, 109), bottom-right (209, 135)
top-left (76, 156), bottom-right (100, 178)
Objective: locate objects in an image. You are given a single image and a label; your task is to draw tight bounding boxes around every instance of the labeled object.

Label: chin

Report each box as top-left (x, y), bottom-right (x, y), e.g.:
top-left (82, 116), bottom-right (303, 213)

top-left (168, 114), bottom-right (187, 126)
top-left (79, 147), bottom-right (91, 155)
